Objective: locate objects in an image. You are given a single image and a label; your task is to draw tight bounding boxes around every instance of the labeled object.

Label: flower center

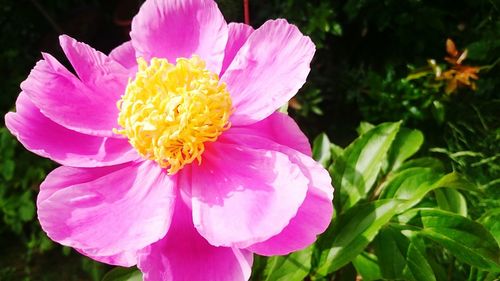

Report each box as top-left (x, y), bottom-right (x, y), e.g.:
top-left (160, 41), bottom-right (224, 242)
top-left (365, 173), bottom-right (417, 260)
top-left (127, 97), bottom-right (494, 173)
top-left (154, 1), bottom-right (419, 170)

top-left (115, 56), bottom-right (232, 174)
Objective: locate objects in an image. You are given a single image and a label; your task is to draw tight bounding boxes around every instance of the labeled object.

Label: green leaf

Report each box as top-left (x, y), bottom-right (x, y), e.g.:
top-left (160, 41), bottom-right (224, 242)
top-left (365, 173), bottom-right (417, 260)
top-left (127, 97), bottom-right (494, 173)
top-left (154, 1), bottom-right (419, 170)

top-left (332, 122), bottom-right (401, 210)
top-left (396, 208), bottom-right (500, 271)
top-left (432, 100), bottom-right (445, 124)
top-left (314, 199), bottom-right (401, 276)
top-left (469, 268), bottom-right (500, 281)
top-left (380, 167), bottom-right (442, 200)
top-left (264, 246), bottom-right (313, 281)
top-left (380, 169), bottom-right (475, 214)
top-left (356, 121), bottom-right (375, 135)
top-left (1, 159), bottom-right (15, 180)
top-left (395, 157), bottom-right (445, 172)
top-left (386, 128), bottom-right (424, 171)
top-left (374, 227), bottom-right (436, 281)
top-left (426, 254), bottom-right (448, 281)
top-left (434, 189), bottom-right (467, 216)
top-left (102, 267), bottom-right (142, 281)
top-left (431, 172), bottom-right (477, 192)
top-left (352, 252), bottom-right (382, 281)
top-left (330, 143), bottom-right (344, 163)
top-left (18, 190), bottom-right (35, 221)
top-left (478, 208), bottom-right (500, 246)
top-left (467, 39), bottom-right (500, 60)
top-left (312, 133), bottom-right (332, 168)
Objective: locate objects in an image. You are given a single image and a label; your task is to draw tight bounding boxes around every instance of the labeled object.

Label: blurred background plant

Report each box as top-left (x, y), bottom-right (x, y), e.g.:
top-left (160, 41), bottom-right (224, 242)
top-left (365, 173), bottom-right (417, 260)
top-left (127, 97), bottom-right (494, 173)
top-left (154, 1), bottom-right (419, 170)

top-left (0, 0), bottom-right (498, 280)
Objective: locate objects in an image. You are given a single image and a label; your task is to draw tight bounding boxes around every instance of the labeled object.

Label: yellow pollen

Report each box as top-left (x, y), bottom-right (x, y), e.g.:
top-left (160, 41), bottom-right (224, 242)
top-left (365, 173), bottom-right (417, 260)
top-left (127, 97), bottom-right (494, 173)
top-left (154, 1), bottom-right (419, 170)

top-left (115, 56), bottom-right (232, 174)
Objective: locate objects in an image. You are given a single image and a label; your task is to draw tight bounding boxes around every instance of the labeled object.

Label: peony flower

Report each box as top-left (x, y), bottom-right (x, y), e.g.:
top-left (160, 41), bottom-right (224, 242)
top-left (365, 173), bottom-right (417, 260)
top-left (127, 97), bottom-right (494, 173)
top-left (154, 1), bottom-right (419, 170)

top-left (5, 0), bottom-right (334, 280)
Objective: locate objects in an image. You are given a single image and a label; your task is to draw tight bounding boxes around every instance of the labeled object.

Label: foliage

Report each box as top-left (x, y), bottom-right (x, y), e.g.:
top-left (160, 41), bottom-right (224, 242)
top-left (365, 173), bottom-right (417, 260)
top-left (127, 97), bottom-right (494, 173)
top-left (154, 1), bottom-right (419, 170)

top-left (255, 0), bottom-right (500, 224)
top-left (255, 122), bottom-right (500, 280)
top-left (0, 1), bottom-right (118, 280)
top-left (0, 128), bottom-right (109, 280)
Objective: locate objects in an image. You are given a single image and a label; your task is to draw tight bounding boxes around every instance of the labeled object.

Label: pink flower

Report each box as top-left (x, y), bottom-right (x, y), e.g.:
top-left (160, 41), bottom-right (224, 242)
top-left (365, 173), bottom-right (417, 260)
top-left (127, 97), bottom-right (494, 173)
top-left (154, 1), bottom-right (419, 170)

top-left (5, 0), bottom-right (333, 280)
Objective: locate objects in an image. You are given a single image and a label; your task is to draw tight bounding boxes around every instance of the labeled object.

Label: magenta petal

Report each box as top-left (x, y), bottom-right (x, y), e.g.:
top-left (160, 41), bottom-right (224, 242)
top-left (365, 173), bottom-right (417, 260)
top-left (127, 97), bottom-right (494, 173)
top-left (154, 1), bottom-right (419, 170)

top-left (226, 112), bottom-right (325, 254)
top-left (231, 112), bottom-right (312, 156)
top-left (246, 153), bottom-right (333, 255)
top-left (218, 133), bottom-right (333, 256)
top-left (37, 163), bottom-right (130, 203)
top-left (222, 19), bottom-right (315, 125)
top-left (109, 41), bottom-right (137, 69)
top-left (5, 93), bottom-right (138, 167)
top-left (76, 248), bottom-right (138, 267)
top-left (20, 52), bottom-right (122, 137)
top-left (185, 141), bottom-right (309, 248)
top-left (131, 0), bottom-right (228, 73)
top-left (38, 161), bottom-right (176, 257)
top-left (220, 23), bottom-right (254, 76)
top-left (59, 35), bottom-right (129, 92)
top-left (138, 198), bottom-right (252, 281)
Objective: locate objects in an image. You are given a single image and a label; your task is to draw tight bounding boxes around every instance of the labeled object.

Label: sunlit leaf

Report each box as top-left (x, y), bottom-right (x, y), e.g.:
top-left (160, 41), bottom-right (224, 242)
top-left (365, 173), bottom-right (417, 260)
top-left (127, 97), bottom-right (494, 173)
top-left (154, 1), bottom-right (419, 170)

top-left (332, 122), bottom-right (401, 211)
top-left (379, 167), bottom-right (442, 212)
top-left (314, 199), bottom-right (401, 276)
top-left (396, 208), bottom-right (500, 271)
top-left (435, 189), bottom-right (467, 216)
top-left (431, 172), bottom-right (477, 192)
top-left (352, 252), bottom-right (382, 281)
top-left (356, 121), bottom-right (375, 136)
top-left (312, 133), bottom-right (332, 168)
top-left (380, 169), bottom-right (475, 214)
top-left (263, 246), bottom-right (313, 281)
top-left (330, 143), bottom-right (344, 163)
top-left (386, 128), bottom-right (424, 171)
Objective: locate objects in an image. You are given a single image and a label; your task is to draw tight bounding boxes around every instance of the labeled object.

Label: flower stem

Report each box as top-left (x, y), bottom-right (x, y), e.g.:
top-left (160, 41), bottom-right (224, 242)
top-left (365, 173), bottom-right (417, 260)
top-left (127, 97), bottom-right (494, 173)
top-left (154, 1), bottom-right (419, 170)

top-left (243, 0), bottom-right (250, 25)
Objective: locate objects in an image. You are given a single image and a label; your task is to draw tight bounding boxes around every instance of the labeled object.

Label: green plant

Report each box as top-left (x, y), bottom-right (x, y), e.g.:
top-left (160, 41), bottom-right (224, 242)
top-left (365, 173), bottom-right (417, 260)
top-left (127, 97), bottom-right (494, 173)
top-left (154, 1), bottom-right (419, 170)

top-left (0, 127), bottom-right (109, 280)
top-left (255, 121), bottom-right (499, 280)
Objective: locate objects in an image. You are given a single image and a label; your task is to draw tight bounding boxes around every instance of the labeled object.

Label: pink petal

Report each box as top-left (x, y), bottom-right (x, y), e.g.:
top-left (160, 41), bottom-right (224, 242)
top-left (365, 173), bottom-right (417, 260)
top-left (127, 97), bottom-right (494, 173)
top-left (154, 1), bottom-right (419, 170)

top-left (37, 163), bottom-right (130, 203)
top-left (130, 0), bottom-right (228, 73)
top-left (222, 19), bottom-right (315, 125)
top-left (138, 197), bottom-right (252, 281)
top-left (220, 23), bottom-right (254, 76)
top-left (59, 35), bottom-right (129, 92)
top-left (76, 248), bottom-right (138, 267)
top-left (20, 51), bottom-right (122, 137)
top-left (109, 41), bottom-right (137, 69)
top-left (246, 152), bottom-right (333, 255)
top-left (5, 93), bottom-right (138, 167)
top-left (37, 161), bottom-right (176, 257)
top-left (183, 141), bottom-right (309, 248)
top-left (218, 133), bottom-right (333, 256)
top-left (230, 112), bottom-right (312, 156)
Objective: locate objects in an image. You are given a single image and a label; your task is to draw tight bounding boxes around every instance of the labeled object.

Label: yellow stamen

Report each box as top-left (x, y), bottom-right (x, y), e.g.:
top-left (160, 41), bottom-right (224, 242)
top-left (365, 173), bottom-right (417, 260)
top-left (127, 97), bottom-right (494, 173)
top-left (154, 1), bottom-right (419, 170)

top-left (115, 56), bottom-right (232, 174)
